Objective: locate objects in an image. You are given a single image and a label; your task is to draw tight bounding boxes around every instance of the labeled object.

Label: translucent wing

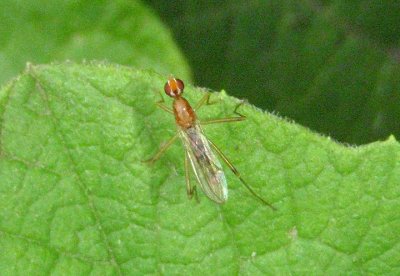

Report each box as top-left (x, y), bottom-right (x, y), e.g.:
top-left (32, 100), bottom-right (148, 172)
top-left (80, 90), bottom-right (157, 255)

top-left (179, 124), bottom-right (228, 203)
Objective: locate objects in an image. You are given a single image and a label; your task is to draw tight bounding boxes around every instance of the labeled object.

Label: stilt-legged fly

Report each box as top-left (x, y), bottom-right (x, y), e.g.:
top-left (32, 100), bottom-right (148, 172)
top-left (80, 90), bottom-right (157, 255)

top-left (145, 77), bottom-right (275, 210)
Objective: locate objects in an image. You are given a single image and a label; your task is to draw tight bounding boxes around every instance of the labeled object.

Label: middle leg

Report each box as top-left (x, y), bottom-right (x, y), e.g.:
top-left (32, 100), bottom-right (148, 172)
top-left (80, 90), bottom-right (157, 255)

top-left (143, 133), bottom-right (179, 165)
top-left (201, 101), bottom-right (247, 125)
top-left (194, 92), bottom-right (220, 111)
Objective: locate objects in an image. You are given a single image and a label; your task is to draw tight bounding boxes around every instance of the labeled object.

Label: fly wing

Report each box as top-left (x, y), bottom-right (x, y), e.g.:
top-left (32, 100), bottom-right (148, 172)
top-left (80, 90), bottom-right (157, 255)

top-left (179, 124), bottom-right (228, 203)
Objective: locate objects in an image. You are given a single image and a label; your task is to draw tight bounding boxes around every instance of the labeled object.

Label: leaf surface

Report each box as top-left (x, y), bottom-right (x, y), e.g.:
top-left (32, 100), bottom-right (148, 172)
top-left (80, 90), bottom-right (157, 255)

top-left (0, 64), bottom-right (399, 275)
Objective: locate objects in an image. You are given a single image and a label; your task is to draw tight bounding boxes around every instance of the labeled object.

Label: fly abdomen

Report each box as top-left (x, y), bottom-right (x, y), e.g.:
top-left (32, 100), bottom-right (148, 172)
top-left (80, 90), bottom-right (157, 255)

top-left (187, 127), bottom-right (212, 164)
top-left (179, 124), bottom-right (228, 203)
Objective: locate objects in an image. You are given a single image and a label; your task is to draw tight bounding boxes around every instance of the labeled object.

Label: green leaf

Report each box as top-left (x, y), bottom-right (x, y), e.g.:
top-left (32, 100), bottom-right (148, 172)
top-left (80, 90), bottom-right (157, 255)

top-left (0, 0), bottom-right (191, 85)
top-left (1, 63), bottom-right (399, 274)
top-left (145, 0), bottom-right (400, 145)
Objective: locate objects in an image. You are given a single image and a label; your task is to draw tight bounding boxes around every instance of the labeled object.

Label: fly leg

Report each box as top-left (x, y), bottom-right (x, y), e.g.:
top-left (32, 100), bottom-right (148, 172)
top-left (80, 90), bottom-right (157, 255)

top-left (153, 88), bottom-right (173, 114)
top-left (208, 138), bottom-right (276, 210)
top-left (185, 152), bottom-right (199, 202)
top-left (194, 92), bottom-right (219, 111)
top-left (201, 101), bottom-right (247, 125)
top-left (143, 133), bottom-right (179, 165)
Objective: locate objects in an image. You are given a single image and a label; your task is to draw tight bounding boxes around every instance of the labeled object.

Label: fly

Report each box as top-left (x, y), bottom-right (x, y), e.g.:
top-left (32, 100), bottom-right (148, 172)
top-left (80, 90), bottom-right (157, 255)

top-left (145, 77), bottom-right (276, 210)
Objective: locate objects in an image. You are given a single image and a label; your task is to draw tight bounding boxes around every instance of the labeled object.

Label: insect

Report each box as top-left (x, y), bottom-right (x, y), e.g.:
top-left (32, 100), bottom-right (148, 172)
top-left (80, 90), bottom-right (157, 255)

top-left (145, 77), bottom-right (275, 210)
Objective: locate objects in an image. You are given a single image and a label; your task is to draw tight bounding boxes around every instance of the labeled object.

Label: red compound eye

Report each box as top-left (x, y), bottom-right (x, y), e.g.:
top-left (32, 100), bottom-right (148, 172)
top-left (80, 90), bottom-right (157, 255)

top-left (164, 77), bottom-right (184, 97)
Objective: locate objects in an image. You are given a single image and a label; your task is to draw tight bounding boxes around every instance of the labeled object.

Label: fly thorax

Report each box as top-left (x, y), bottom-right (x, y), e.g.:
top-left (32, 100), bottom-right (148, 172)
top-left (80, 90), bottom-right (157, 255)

top-left (173, 97), bottom-right (196, 129)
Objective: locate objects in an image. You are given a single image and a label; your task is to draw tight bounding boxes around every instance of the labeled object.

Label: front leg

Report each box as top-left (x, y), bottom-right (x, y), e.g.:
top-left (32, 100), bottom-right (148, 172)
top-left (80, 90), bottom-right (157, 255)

top-left (153, 88), bottom-right (173, 114)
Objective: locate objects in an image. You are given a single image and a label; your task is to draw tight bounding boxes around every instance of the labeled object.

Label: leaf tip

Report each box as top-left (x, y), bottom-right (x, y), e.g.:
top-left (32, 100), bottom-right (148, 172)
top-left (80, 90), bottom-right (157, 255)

top-left (386, 135), bottom-right (398, 143)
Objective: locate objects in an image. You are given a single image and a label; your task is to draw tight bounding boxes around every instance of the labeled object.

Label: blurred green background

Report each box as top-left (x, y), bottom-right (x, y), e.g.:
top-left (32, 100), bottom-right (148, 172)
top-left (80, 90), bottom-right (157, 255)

top-left (1, 0), bottom-right (400, 145)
